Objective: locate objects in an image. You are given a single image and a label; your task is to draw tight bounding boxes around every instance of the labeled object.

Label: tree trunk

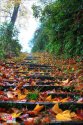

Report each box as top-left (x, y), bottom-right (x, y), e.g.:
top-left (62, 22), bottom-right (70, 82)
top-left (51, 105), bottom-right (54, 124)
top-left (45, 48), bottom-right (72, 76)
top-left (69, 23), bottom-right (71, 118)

top-left (10, 4), bottom-right (20, 26)
top-left (6, 3), bottom-right (20, 56)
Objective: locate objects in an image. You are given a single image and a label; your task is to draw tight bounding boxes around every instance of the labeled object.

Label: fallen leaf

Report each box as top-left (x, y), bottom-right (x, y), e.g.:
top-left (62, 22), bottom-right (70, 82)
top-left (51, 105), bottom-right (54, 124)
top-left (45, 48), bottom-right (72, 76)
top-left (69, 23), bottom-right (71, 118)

top-left (45, 95), bottom-right (52, 101)
top-left (12, 112), bottom-right (22, 118)
top-left (56, 110), bottom-right (72, 121)
top-left (18, 94), bottom-right (26, 100)
top-left (7, 91), bottom-right (14, 98)
top-left (60, 97), bottom-right (69, 103)
top-left (33, 104), bottom-right (44, 112)
top-left (62, 79), bottom-right (69, 84)
top-left (51, 103), bottom-right (62, 114)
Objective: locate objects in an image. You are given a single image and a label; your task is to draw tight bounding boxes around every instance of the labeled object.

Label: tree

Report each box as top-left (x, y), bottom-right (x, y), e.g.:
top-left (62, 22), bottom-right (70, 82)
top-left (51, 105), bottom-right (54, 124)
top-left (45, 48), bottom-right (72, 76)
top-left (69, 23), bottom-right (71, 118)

top-left (0, 22), bottom-right (22, 59)
top-left (0, 0), bottom-right (23, 59)
top-left (10, 1), bottom-right (20, 26)
top-left (31, 0), bottom-right (83, 58)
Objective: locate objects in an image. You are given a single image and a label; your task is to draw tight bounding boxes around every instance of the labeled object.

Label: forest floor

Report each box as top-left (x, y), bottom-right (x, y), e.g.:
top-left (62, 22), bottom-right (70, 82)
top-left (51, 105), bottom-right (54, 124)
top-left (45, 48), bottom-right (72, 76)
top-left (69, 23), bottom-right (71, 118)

top-left (0, 52), bottom-right (83, 125)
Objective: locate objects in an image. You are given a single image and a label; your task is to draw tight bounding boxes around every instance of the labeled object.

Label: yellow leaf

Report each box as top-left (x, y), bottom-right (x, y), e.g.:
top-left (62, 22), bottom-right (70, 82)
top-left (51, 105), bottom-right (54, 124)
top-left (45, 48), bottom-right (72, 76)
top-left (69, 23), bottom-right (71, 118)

top-left (60, 97), bottom-right (69, 103)
top-left (56, 113), bottom-right (71, 121)
top-left (45, 95), bottom-right (52, 101)
top-left (34, 104), bottom-right (44, 112)
top-left (70, 112), bottom-right (77, 118)
top-left (12, 112), bottom-right (22, 118)
top-left (52, 103), bottom-right (62, 114)
top-left (18, 94), bottom-right (26, 100)
top-left (52, 101), bottom-right (59, 103)
top-left (62, 110), bottom-right (70, 114)
top-left (56, 110), bottom-right (72, 121)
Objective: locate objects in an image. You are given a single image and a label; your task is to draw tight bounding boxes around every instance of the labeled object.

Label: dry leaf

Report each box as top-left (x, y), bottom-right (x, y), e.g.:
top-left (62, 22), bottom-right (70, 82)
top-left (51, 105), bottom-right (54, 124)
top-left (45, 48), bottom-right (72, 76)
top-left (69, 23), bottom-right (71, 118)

top-left (62, 79), bottom-right (69, 84)
top-left (56, 110), bottom-right (72, 121)
top-left (7, 91), bottom-right (14, 98)
top-left (45, 95), bottom-right (52, 101)
top-left (60, 97), bottom-right (69, 103)
top-left (14, 89), bottom-right (21, 94)
top-left (18, 94), bottom-right (26, 100)
top-left (34, 104), bottom-right (44, 112)
top-left (51, 103), bottom-right (62, 114)
top-left (12, 112), bottom-right (22, 118)
top-left (24, 89), bottom-right (29, 94)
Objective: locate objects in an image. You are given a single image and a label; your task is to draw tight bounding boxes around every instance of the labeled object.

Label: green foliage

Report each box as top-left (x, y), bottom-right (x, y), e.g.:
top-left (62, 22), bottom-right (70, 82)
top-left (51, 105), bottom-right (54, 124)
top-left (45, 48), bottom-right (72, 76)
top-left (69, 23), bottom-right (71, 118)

top-left (31, 0), bottom-right (83, 58)
top-left (27, 92), bottom-right (39, 100)
top-left (0, 22), bottom-right (22, 59)
top-left (31, 25), bottom-right (48, 52)
top-left (32, 5), bottom-right (42, 18)
top-left (0, 49), bottom-right (5, 59)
